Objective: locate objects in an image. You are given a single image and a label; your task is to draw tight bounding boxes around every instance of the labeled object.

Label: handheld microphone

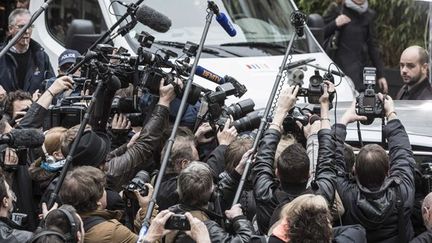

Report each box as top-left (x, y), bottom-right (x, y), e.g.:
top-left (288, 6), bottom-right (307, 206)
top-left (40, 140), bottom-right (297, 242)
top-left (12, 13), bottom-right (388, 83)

top-left (0, 129), bottom-right (45, 148)
top-left (135, 4), bottom-right (172, 33)
top-left (285, 58), bottom-right (316, 70)
top-left (290, 11), bottom-right (307, 37)
top-left (195, 66), bottom-right (225, 84)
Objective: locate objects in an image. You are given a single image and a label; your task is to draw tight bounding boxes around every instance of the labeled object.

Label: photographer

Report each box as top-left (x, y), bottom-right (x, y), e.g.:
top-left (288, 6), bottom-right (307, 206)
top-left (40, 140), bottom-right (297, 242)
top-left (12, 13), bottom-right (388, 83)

top-left (165, 162), bottom-right (253, 242)
top-left (333, 94), bottom-right (416, 242)
top-left (251, 84), bottom-right (337, 234)
top-left (59, 166), bottom-right (154, 243)
top-left (106, 78), bottom-right (180, 192)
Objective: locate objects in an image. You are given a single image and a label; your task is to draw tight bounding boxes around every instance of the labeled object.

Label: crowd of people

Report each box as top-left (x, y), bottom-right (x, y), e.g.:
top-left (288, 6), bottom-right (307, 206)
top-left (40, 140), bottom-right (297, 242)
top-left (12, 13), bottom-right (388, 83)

top-left (0, 0), bottom-right (431, 243)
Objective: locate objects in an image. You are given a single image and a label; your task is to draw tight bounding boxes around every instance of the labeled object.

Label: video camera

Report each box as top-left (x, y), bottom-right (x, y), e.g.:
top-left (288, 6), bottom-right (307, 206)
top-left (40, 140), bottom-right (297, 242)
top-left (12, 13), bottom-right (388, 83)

top-left (292, 69), bottom-right (335, 105)
top-left (356, 67), bottom-right (384, 125)
top-left (123, 170), bottom-right (150, 200)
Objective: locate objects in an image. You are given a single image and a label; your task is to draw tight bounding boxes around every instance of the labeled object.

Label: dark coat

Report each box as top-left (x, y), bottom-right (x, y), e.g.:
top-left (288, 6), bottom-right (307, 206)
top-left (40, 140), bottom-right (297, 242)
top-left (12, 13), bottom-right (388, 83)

top-left (395, 78), bottom-right (432, 100)
top-left (0, 217), bottom-right (32, 243)
top-left (251, 128), bottom-right (336, 234)
top-left (410, 230), bottom-right (432, 243)
top-left (323, 3), bottom-right (385, 90)
top-left (0, 39), bottom-right (54, 93)
top-left (332, 120), bottom-right (415, 242)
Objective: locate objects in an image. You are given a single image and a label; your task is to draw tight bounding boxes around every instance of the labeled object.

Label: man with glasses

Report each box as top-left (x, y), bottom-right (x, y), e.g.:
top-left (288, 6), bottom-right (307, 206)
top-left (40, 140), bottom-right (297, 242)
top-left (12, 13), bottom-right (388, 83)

top-left (0, 8), bottom-right (54, 94)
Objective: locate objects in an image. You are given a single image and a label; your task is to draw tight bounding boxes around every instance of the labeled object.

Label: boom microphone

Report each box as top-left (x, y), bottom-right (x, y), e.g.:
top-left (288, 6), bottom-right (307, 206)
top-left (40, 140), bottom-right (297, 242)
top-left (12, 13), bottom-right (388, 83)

top-left (0, 129), bottom-right (45, 148)
top-left (290, 11), bottom-right (307, 37)
top-left (285, 58), bottom-right (316, 70)
top-left (135, 4), bottom-right (172, 33)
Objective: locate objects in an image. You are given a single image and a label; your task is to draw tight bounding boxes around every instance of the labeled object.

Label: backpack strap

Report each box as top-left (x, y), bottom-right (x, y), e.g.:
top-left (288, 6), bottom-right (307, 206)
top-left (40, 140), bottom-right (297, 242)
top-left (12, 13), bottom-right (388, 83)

top-left (83, 216), bottom-right (106, 232)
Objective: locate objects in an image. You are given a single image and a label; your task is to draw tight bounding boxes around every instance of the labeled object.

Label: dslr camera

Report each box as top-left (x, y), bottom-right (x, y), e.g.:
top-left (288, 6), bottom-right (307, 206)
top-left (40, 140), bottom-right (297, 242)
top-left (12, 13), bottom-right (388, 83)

top-left (164, 214), bottom-right (191, 230)
top-left (123, 170), bottom-right (150, 200)
top-left (356, 67), bottom-right (384, 125)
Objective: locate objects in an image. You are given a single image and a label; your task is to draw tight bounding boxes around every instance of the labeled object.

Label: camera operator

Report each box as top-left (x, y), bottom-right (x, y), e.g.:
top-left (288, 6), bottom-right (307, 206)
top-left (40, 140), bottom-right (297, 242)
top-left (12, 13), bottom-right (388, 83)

top-left (251, 85), bottom-right (337, 234)
top-left (3, 90), bottom-right (33, 127)
top-left (106, 78), bottom-right (181, 192)
top-left (0, 172), bottom-right (33, 242)
top-left (165, 161), bottom-right (253, 242)
top-left (332, 94), bottom-right (416, 242)
top-left (59, 166), bottom-right (154, 243)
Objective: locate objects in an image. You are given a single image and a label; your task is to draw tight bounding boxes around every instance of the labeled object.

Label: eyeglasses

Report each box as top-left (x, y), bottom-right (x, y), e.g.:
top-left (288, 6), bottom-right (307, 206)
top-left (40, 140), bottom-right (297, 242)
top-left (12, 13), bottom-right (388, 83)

top-left (12, 24), bottom-right (34, 30)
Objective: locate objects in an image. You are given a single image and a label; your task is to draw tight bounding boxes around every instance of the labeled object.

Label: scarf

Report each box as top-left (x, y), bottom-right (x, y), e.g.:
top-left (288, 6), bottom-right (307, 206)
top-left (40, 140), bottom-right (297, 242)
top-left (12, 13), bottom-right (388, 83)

top-left (345, 0), bottom-right (369, 14)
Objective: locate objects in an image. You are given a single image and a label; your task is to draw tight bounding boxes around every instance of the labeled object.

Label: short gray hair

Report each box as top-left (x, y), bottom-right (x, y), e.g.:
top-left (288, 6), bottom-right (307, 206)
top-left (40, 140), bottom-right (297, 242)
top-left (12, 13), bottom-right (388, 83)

top-left (8, 8), bottom-right (30, 26)
top-left (177, 162), bottom-right (213, 207)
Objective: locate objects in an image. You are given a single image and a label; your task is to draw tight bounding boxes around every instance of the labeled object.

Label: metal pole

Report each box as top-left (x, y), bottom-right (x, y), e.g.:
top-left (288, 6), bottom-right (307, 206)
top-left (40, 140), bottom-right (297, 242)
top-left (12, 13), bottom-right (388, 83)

top-left (137, 3), bottom-right (215, 242)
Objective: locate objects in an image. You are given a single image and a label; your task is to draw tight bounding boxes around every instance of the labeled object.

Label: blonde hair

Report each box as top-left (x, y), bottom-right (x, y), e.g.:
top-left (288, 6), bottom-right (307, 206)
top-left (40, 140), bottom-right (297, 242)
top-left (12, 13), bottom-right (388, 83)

top-left (44, 127), bottom-right (67, 155)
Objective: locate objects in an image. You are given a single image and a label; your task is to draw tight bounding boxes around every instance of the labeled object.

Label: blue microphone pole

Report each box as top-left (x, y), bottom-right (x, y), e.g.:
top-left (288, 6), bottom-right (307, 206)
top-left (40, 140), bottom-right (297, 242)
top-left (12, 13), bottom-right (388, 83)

top-left (137, 1), bottom-right (234, 242)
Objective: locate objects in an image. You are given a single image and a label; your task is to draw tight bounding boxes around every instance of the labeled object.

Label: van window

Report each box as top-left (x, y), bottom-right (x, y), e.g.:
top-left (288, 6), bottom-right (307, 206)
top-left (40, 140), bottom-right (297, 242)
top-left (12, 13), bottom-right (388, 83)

top-left (112, 0), bottom-right (321, 57)
top-left (45, 0), bottom-right (106, 45)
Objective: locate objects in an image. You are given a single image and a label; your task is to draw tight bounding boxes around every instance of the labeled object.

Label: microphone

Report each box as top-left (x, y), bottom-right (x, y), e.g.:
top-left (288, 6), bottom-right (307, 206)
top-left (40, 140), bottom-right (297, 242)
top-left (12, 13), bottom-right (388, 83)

top-left (285, 58), bottom-right (316, 70)
top-left (216, 13), bottom-right (237, 37)
top-left (290, 11), bottom-right (307, 37)
top-left (193, 66), bottom-right (247, 98)
top-left (0, 129), bottom-right (45, 148)
top-left (208, 1), bottom-right (236, 37)
top-left (135, 4), bottom-right (172, 33)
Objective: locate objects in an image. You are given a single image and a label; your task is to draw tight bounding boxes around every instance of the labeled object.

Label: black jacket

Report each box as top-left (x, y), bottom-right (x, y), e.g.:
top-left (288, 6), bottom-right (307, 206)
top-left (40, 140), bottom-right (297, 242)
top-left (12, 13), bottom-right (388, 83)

top-left (333, 120), bottom-right (415, 242)
top-left (251, 128), bottom-right (336, 234)
top-left (410, 230), bottom-right (432, 243)
top-left (323, 3), bottom-right (384, 90)
top-left (167, 204), bottom-right (253, 243)
top-left (395, 78), bottom-right (432, 100)
top-left (0, 217), bottom-right (32, 243)
top-left (0, 39), bottom-right (54, 93)
top-left (157, 173), bottom-right (179, 211)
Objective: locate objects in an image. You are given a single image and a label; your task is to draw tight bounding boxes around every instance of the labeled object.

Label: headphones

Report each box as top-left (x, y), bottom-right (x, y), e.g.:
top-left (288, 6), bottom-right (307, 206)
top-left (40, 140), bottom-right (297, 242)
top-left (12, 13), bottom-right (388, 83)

top-left (30, 208), bottom-right (79, 243)
top-left (42, 143), bottom-right (56, 164)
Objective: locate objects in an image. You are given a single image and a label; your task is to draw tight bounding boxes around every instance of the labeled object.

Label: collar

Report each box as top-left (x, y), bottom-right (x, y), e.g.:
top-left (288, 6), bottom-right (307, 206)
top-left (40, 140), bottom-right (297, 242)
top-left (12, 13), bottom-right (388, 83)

top-left (407, 77), bottom-right (429, 92)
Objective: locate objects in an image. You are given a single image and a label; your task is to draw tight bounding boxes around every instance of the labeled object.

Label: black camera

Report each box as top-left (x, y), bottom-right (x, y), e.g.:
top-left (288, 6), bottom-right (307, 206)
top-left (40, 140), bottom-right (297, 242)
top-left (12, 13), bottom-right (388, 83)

top-left (164, 214), bottom-right (191, 231)
top-left (123, 170), bottom-right (150, 200)
top-left (296, 69), bottom-right (328, 104)
top-left (213, 98), bottom-right (255, 130)
top-left (356, 67), bottom-right (383, 125)
top-left (231, 109), bottom-right (263, 133)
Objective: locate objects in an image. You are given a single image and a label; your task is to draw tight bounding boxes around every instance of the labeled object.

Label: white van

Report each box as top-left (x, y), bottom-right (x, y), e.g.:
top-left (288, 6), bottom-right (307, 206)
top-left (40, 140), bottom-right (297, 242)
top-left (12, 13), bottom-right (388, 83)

top-left (30, 0), bottom-right (355, 108)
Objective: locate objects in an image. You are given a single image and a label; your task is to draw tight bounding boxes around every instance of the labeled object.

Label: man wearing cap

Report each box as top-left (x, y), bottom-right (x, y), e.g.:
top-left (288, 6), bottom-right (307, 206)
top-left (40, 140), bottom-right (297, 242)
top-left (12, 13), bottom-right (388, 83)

top-left (44, 49), bottom-right (81, 104)
top-left (0, 8), bottom-right (54, 93)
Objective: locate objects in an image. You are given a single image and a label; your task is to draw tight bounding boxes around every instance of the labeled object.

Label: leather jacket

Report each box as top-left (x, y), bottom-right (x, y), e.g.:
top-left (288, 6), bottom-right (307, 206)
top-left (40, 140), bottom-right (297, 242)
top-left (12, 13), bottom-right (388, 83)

top-left (0, 217), bottom-right (32, 243)
top-left (333, 120), bottom-right (415, 243)
top-left (251, 128), bottom-right (336, 234)
top-left (106, 104), bottom-right (170, 191)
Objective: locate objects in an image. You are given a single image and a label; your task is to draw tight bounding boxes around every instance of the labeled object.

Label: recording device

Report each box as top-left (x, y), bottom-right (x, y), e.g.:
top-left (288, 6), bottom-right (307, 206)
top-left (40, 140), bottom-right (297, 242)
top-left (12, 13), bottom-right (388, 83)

top-left (290, 11), bottom-right (307, 37)
top-left (0, 129), bottom-right (45, 148)
top-left (214, 98), bottom-right (255, 130)
top-left (164, 214), bottom-right (191, 230)
top-left (123, 170), bottom-right (150, 200)
top-left (356, 67), bottom-right (384, 125)
top-left (296, 69), bottom-right (328, 104)
top-left (135, 4), bottom-right (172, 33)
top-left (208, 1), bottom-right (237, 37)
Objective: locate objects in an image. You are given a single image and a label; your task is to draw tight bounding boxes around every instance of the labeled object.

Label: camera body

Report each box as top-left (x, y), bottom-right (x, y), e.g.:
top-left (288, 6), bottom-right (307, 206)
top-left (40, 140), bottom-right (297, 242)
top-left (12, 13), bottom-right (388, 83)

top-left (164, 214), bottom-right (191, 230)
top-left (123, 170), bottom-right (150, 200)
top-left (356, 67), bottom-right (384, 125)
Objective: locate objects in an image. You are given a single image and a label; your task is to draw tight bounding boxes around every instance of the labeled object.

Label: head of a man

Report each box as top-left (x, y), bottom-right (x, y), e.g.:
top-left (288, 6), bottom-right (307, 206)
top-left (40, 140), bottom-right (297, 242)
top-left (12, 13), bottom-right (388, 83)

top-left (8, 8), bottom-right (32, 51)
top-left (60, 166), bottom-right (107, 214)
top-left (58, 49), bottom-right (81, 75)
top-left (32, 204), bottom-right (85, 243)
top-left (0, 174), bottom-right (16, 217)
top-left (177, 162), bottom-right (214, 208)
top-left (163, 135), bottom-right (199, 174)
top-left (224, 137), bottom-right (253, 174)
top-left (276, 143), bottom-right (310, 190)
top-left (400, 45), bottom-right (429, 86)
top-left (354, 144), bottom-right (389, 189)
top-left (3, 90), bottom-right (32, 122)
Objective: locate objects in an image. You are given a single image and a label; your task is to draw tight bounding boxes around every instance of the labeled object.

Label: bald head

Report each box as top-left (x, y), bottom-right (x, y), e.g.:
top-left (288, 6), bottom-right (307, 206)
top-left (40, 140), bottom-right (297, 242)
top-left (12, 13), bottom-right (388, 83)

top-left (400, 45), bottom-right (429, 86)
top-left (422, 192), bottom-right (432, 230)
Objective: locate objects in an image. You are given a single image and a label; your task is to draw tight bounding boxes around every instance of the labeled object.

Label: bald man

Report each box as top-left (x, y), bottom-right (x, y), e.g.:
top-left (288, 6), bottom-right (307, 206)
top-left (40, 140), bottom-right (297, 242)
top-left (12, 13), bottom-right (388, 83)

top-left (396, 46), bottom-right (432, 100)
top-left (410, 192), bottom-right (432, 242)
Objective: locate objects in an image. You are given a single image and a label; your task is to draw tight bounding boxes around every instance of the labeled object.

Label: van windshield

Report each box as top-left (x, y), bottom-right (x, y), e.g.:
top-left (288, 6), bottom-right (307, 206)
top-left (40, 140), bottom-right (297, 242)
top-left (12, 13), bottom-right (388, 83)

top-left (112, 0), bottom-right (321, 57)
